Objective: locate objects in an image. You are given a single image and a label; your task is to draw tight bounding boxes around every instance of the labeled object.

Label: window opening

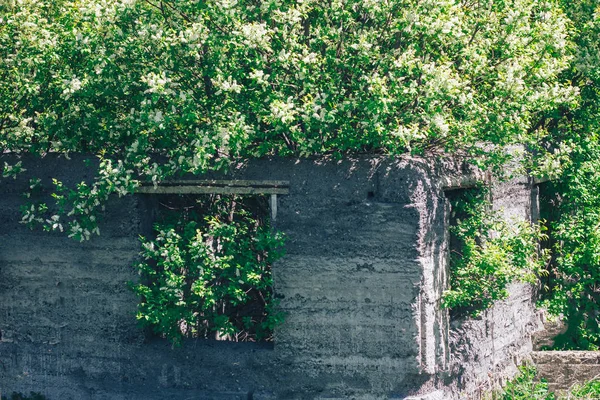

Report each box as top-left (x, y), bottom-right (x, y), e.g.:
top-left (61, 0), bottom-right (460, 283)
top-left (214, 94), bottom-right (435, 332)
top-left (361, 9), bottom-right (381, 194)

top-left (132, 180), bottom-right (288, 344)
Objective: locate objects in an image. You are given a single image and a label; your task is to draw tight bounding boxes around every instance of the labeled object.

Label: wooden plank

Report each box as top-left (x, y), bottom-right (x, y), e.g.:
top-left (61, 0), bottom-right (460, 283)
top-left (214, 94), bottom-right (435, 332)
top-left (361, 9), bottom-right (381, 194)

top-left (270, 194), bottom-right (278, 221)
top-left (136, 186), bottom-right (289, 195)
top-left (441, 170), bottom-right (493, 191)
top-left (139, 179), bottom-right (289, 188)
top-left (533, 176), bottom-right (550, 185)
top-left (440, 175), bottom-right (483, 191)
top-left (442, 173), bottom-right (549, 191)
top-left (136, 179), bottom-right (290, 195)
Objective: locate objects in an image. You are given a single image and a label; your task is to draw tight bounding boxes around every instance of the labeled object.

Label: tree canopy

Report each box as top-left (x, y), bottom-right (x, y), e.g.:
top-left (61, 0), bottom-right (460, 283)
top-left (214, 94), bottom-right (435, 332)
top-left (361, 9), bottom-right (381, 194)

top-left (2, 0), bottom-right (573, 165)
top-left (1, 0), bottom-right (576, 236)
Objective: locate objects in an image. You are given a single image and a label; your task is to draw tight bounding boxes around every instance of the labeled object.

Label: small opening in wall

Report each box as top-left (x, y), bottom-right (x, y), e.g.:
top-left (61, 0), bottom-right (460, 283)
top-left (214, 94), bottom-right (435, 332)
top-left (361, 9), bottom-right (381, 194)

top-left (445, 188), bottom-right (478, 262)
top-left (134, 193), bottom-right (284, 344)
top-left (444, 187), bottom-right (488, 319)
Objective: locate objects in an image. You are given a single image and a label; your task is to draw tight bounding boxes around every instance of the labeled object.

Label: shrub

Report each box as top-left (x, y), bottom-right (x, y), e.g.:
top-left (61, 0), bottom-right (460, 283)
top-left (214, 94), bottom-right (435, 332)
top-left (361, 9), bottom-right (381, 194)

top-left (130, 194), bottom-right (285, 344)
top-left (498, 364), bottom-right (555, 400)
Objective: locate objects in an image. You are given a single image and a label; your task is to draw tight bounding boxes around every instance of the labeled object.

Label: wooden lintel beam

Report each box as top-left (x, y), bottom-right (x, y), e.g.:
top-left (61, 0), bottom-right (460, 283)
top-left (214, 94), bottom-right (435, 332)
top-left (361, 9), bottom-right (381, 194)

top-left (440, 175), bottom-right (485, 191)
top-left (136, 180), bottom-right (290, 195)
top-left (143, 179), bottom-right (289, 188)
top-left (442, 174), bottom-right (552, 191)
top-left (532, 176), bottom-right (550, 185)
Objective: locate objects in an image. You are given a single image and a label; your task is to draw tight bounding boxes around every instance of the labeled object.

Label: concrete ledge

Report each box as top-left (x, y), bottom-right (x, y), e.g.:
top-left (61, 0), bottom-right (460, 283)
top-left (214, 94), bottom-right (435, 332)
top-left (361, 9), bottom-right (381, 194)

top-left (532, 351), bottom-right (600, 392)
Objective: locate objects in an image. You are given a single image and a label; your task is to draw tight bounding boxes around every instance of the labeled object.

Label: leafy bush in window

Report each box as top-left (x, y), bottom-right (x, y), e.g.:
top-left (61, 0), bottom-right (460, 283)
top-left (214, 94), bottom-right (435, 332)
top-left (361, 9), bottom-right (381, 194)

top-left (130, 194), bottom-right (285, 344)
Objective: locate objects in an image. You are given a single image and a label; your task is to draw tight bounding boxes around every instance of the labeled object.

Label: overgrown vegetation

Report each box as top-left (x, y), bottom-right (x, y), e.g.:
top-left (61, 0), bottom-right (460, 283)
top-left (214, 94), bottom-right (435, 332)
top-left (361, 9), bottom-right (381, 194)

top-left (131, 194), bottom-right (285, 344)
top-left (442, 187), bottom-right (549, 315)
top-left (0, 0), bottom-right (573, 238)
top-left (569, 379), bottom-right (600, 399)
top-left (533, 0), bottom-right (600, 350)
top-left (489, 364), bottom-right (600, 400)
top-left (494, 364), bottom-right (554, 400)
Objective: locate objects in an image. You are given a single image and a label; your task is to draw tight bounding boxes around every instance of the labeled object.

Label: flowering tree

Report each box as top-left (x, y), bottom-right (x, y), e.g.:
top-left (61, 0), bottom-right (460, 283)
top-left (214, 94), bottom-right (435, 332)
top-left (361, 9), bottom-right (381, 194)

top-left (1, 0), bottom-right (574, 237)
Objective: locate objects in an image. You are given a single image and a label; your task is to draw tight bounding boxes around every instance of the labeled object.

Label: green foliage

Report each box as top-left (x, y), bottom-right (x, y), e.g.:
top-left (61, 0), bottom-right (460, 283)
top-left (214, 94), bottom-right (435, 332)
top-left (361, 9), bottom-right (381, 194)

top-left (130, 194), bottom-right (285, 344)
top-left (532, 1), bottom-right (600, 350)
top-left (538, 140), bottom-right (600, 350)
top-left (491, 364), bottom-right (600, 400)
top-left (1, 161), bottom-right (26, 179)
top-left (569, 379), bottom-right (600, 399)
top-left (443, 187), bottom-right (549, 315)
top-left (19, 159), bottom-right (138, 241)
top-left (495, 364), bottom-right (555, 400)
top-left (1, 0), bottom-right (575, 237)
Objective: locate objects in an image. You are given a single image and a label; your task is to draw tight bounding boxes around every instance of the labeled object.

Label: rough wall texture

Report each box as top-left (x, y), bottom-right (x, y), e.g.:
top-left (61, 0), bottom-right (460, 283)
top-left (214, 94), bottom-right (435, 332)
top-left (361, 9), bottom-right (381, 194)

top-left (0, 155), bottom-right (543, 399)
top-left (532, 351), bottom-right (600, 393)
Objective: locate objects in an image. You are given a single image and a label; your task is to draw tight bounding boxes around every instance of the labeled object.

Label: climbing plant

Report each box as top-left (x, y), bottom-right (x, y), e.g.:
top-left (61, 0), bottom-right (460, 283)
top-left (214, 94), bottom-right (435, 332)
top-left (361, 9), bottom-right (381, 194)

top-left (532, 0), bottom-right (600, 349)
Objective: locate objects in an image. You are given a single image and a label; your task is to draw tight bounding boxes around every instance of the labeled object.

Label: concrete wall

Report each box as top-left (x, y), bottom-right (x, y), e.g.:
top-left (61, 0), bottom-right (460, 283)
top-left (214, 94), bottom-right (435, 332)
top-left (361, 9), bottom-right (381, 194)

top-left (0, 155), bottom-right (544, 399)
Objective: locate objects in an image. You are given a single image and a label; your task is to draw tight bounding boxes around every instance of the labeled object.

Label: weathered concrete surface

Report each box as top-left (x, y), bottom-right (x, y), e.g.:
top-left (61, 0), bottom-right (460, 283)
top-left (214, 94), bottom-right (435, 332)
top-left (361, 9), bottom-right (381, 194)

top-left (0, 155), bottom-right (446, 399)
top-left (532, 351), bottom-right (600, 393)
top-left (0, 154), bottom-right (544, 399)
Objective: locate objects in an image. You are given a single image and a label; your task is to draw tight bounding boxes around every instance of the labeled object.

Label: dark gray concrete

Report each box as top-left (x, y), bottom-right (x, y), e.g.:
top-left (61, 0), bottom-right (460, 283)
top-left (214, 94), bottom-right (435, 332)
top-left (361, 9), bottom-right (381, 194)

top-left (0, 155), bottom-right (544, 399)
